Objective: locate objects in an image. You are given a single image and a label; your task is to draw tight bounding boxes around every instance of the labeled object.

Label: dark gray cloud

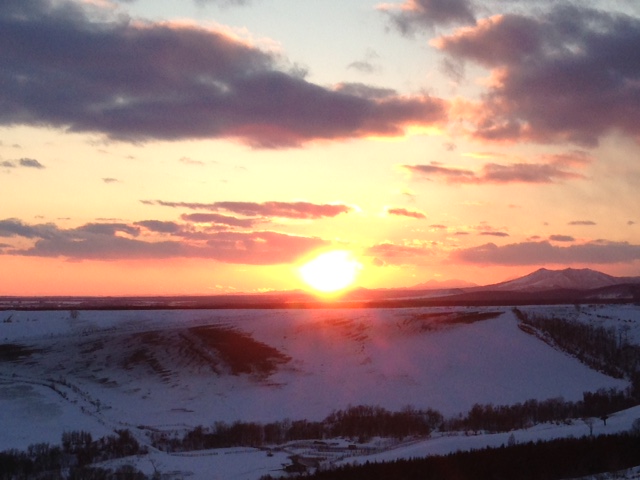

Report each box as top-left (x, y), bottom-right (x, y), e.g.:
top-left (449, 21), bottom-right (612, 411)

top-left (0, 218), bottom-right (58, 239)
top-left (1, 158), bottom-right (46, 169)
top-left (435, 5), bottom-right (640, 145)
top-left (134, 220), bottom-right (182, 234)
top-left (381, 0), bottom-right (476, 35)
top-left (76, 222), bottom-right (140, 237)
top-left (0, 0), bottom-right (445, 148)
top-left (549, 235), bottom-right (575, 242)
top-left (479, 231), bottom-right (509, 237)
top-left (453, 240), bottom-right (640, 265)
top-left (19, 158), bottom-right (45, 169)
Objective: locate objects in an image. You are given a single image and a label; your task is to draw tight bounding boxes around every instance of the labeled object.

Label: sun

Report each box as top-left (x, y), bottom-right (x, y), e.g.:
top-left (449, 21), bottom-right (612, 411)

top-left (298, 250), bottom-right (362, 294)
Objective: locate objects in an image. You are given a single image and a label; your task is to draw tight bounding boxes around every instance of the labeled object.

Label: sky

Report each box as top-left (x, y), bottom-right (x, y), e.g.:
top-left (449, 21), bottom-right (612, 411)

top-left (1, 0), bottom-right (640, 296)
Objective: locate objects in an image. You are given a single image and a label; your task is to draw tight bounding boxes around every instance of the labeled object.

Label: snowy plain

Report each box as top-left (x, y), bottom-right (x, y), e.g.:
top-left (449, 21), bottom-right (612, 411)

top-left (1, 304), bottom-right (639, 479)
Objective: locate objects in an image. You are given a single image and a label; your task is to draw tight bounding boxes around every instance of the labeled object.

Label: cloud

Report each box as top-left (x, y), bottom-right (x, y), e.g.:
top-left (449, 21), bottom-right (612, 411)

top-left (347, 49), bottom-right (381, 75)
top-left (435, 6), bottom-right (640, 145)
top-left (102, 177), bottom-right (119, 183)
top-left (134, 220), bottom-right (182, 234)
top-left (179, 157), bottom-right (206, 166)
top-left (0, 217), bottom-right (328, 263)
top-left (76, 222), bottom-right (140, 237)
top-left (453, 240), bottom-right (640, 265)
top-left (0, 218), bottom-right (58, 239)
top-left (479, 231), bottom-right (509, 237)
top-left (380, 0), bottom-right (476, 35)
top-left (549, 235), bottom-right (575, 242)
top-left (402, 156), bottom-right (586, 184)
top-left (387, 207), bottom-right (426, 219)
top-left (146, 200), bottom-right (355, 219)
top-left (0, 0), bottom-right (446, 148)
top-left (402, 163), bottom-right (476, 182)
top-left (1, 158), bottom-right (46, 169)
top-left (19, 158), bottom-right (45, 169)
top-left (569, 220), bottom-right (597, 226)
top-left (204, 231), bottom-right (327, 264)
top-left (347, 60), bottom-right (377, 74)
top-left (194, 0), bottom-right (253, 6)
top-left (180, 213), bottom-right (257, 228)
top-left (366, 242), bottom-right (432, 264)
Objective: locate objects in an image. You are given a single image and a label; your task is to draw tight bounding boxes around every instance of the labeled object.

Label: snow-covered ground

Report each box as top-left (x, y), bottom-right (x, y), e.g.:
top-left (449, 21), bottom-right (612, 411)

top-left (1, 304), bottom-right (639, 479)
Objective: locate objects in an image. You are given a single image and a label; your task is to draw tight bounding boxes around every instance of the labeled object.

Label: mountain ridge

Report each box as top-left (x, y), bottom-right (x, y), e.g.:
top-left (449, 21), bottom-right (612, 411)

top-left (481, 267), bottom-right (639, 292)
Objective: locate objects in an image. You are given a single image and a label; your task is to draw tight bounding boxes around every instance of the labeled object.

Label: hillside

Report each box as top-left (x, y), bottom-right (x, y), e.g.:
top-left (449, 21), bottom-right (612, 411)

top-left (2, 305), bottom-right (639, 478)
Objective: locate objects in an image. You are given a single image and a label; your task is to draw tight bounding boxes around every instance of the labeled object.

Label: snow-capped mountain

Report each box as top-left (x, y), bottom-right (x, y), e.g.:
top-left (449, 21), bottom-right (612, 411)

top-left (486, 268), bottom-right (638, 292)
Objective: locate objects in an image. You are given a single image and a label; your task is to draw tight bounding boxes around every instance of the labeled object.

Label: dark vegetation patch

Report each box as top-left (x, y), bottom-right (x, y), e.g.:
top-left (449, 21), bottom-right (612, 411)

top-left (402, 310), bottom-right (502, 332)
top-left (0, 343), bottom-right (41, 362)
top-left (189, 325), bottom-right (291, 377)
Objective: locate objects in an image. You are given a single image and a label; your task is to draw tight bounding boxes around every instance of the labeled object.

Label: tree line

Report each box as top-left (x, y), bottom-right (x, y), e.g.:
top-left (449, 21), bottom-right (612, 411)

top-left (265, 431), bottom-right (640, 480)
top-left (513, 307), bottom-right (640, 395)
top-left (0, 430), bottom-right (146, 480)
top-left (150, 384), bottom-right (638, 453)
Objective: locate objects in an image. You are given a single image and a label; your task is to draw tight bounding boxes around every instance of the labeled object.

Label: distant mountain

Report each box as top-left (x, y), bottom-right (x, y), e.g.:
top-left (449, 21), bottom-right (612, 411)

top-left (410, 279), bottom-right (478, 289)
top-left (484, 268), bottom-right (640, 292)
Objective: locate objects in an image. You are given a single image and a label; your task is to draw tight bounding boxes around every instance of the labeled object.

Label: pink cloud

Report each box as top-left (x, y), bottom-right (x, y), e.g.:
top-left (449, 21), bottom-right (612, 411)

top-left (387, 207), bottom-right (427, 219)
top-left (402, 156), bottom-right (586, 184)
top-left (146, 200), bottom-right (355, 219)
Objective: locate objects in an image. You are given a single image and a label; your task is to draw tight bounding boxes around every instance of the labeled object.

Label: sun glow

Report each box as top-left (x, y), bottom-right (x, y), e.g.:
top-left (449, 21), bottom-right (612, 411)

top-left (299, 250), bottom-right (362, 294)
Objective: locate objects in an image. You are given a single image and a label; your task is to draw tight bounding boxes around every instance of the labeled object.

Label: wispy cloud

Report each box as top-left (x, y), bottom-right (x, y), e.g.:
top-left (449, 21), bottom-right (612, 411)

top-left (402, 156), bottom-right (586, 184)
top-left (549, 235), bottom-right (575, 242)
top-left (453, 240), bottom-right (640, 265)
top-left (569, 220), bottom-right (597, 226)
top-left (145, 200), bottom-right (355, 219)
top-left (0, 218), bottom-right (327, 264)
top-left (366, 241), bottom-right (433, 265)
top-left (386, 207), bottom-right (426, 219)
top-left (181, 213), bottom-right (258, 228)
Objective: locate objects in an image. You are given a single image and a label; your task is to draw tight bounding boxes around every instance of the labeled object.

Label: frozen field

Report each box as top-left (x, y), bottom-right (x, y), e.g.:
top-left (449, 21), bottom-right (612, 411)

top-left (1, 304), bottom-right (639, 479)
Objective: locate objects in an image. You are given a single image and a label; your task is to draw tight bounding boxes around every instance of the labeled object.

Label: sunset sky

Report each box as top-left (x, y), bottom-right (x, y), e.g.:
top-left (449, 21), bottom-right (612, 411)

top-left (2, 0), bottom-right (640, 296)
